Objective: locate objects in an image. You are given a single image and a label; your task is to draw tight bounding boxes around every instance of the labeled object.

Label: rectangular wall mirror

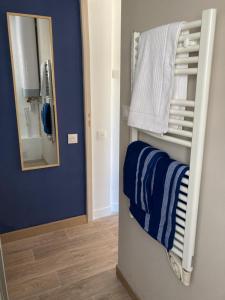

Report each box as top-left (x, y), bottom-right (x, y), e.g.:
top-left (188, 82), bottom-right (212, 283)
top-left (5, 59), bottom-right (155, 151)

top-left (7, 12), bottom-right (60, 171)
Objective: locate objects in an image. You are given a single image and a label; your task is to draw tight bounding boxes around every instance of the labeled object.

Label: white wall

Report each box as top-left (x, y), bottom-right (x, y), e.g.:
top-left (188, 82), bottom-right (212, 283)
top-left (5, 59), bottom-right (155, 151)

top-left (37, 19), bottom-right (58, 165)
top-left (10, 16), bottom-right (40, 139)
top-left (88, 0), bottom-right (121, 219)
top-left (9, 16), bottom-right (42, 163)
top-left (110, 0), bottom-right (121, 214)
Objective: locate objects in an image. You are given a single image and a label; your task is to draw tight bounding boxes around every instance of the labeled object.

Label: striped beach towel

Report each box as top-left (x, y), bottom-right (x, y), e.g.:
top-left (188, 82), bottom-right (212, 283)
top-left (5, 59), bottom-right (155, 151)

top-left (123, 141), bottom-right (189, 250)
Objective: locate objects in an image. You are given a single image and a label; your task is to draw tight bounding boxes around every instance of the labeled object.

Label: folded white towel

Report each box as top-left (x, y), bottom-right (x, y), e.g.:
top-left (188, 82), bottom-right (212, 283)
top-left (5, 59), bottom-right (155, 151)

top-left (128, 22), bottom-right (187, 134)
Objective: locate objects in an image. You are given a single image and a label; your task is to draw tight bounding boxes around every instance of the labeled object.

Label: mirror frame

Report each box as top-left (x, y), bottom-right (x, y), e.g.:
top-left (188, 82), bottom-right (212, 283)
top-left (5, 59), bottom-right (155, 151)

top-left (7, 12), bottom-right (60, 171)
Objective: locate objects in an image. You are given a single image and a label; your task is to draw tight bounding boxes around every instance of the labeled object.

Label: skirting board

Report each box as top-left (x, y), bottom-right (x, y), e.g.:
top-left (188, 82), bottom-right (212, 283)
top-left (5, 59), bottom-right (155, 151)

top-left (93, 206), bottom-right (112, 220)
top-left (111, 202), bottom-right (119, 214)
top-left (116, 265), bottom-right (140, 300)
top-left (0, 215), bottom-right (87, 244)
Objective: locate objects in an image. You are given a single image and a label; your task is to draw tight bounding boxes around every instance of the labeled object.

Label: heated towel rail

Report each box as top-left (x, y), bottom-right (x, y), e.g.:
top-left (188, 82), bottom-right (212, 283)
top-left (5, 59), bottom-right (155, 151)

top-left (129, 9), bottom-right (216, 285)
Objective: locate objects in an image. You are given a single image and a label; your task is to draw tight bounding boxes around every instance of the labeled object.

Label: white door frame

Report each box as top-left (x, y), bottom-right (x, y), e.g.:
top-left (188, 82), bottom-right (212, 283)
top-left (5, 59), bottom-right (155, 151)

top-left (80, 0), bottom-right (93, 222)
top-left (80, 1), bottom-right (121, 221)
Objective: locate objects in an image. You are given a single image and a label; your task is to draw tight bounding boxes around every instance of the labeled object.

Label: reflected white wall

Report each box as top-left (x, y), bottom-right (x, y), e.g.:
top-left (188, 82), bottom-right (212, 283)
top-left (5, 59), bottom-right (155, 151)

top-left (11, 16), bottom-right (40, 139)
top-left (37, 19), bottom-right (58, 165)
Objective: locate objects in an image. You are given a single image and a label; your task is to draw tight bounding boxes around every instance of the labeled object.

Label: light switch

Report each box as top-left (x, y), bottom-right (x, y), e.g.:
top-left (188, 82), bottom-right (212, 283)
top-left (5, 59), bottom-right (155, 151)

top-left (68, 133), bottom-right (78, 144)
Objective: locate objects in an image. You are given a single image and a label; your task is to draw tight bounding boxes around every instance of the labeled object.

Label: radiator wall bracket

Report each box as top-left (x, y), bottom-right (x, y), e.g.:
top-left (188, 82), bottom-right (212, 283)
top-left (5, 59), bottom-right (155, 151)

top-left (167, 251), bottom-right (192, 286)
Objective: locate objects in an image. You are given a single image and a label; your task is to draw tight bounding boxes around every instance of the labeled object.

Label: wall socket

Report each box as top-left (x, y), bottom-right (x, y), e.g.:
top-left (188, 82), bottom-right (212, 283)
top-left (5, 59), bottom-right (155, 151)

top-left (68, 133), bottom-right (78, 144)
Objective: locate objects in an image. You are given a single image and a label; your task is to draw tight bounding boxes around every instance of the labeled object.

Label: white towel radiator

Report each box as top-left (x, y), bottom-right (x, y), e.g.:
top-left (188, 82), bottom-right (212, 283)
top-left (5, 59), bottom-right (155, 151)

top-left (129, 9), bottom-right (216, 285)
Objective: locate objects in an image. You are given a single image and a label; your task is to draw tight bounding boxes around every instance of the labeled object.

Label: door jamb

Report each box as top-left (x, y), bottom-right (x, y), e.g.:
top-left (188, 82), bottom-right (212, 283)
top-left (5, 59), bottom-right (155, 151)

top-left (80, 0), bottom-right (93, 222)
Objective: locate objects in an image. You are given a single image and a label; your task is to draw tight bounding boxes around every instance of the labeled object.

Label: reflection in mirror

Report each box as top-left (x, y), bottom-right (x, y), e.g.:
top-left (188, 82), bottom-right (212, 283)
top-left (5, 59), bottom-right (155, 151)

top-left (7, 13), bottom-right (60, 171)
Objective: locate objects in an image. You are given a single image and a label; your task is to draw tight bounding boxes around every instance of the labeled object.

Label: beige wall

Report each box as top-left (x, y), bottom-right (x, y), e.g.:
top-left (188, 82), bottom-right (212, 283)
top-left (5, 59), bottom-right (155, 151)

top-left (118, 1), bottom-right (225, 299)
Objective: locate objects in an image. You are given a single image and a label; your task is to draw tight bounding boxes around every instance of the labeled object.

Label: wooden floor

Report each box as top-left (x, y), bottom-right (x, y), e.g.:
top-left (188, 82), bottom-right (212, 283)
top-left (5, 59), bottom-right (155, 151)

top-left (3, 215), bottom-right (131, 300)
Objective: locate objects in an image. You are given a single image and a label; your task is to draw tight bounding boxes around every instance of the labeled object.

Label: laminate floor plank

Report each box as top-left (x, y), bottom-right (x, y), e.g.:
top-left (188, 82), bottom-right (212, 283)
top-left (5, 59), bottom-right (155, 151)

top-left (7, 272), bottom-right (60, 300)
top-left (3, 215), bottom-right (132, 300)
top-left (6, 249), bottom-right (75, 284)
top-left (39, 269), bottom-right (130, 300)
top-left (3, 249), bottom-right (34, 266)
top-left (33, 230), bottom-right (116, 261)
top-left (3, 229), bottom-right (67, 255)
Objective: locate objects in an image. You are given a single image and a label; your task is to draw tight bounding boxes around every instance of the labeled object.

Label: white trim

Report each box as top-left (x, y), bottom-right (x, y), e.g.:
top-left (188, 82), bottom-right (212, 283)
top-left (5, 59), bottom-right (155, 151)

top-left (80, 0), bottom-right (93, 222)
top-left (93, 206), bottom-right (112, 220)
top-left (111, 202), bottom-right (119, 214)
top-left (182, 8), bottom-right (217, 272)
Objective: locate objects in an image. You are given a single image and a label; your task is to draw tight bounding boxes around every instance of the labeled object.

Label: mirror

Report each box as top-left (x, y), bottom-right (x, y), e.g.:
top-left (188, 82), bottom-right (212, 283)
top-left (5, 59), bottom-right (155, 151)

top-left (7, 13), bottom-right (60, 171)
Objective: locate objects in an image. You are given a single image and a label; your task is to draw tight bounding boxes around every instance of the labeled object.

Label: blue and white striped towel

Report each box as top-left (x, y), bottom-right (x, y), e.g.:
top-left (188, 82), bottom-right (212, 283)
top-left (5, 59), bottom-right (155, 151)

top-left (123, 141), bottom-right (189, 250)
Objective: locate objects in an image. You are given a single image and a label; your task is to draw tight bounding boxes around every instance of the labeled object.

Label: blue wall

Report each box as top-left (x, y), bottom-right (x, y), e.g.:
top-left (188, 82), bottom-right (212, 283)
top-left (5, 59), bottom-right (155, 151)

top-left (0, 0), bottom-right (86, 233)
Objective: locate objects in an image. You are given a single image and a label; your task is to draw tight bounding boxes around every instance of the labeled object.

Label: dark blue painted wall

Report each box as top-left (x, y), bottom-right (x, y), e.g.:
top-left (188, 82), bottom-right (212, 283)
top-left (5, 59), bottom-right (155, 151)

top-left (0, 0), bottom-right (86, 233)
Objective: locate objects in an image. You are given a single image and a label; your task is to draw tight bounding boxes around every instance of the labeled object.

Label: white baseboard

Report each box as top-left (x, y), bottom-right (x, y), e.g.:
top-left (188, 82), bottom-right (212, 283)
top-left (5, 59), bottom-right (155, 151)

top-left (93, 206), bottom-right (112, 220)
top-left (111, 202), bottom-right (119, 214)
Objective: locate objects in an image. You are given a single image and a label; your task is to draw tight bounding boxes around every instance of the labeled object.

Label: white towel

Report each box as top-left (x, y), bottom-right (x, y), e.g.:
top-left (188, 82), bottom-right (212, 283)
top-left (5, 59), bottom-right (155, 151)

top-left (128, 22), bottom-right (187, 134)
